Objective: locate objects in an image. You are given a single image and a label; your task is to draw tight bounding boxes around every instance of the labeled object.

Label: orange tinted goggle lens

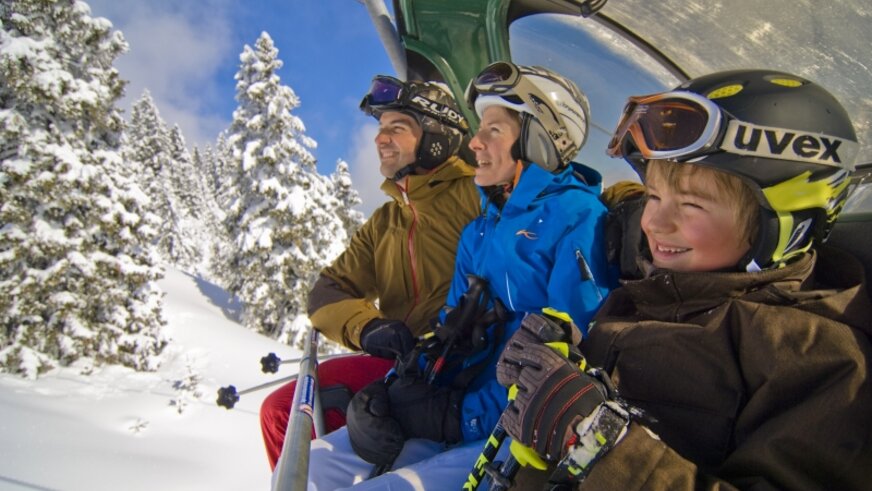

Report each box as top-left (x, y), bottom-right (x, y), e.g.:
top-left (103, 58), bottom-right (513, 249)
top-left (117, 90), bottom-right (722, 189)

top-left (637, 100), bottom-right (709, 151)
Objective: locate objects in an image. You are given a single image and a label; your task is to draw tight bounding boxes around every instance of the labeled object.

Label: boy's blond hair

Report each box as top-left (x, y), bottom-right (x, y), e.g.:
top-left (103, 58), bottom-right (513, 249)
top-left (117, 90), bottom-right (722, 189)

top-left (646, 159), bottom-right (759, 247)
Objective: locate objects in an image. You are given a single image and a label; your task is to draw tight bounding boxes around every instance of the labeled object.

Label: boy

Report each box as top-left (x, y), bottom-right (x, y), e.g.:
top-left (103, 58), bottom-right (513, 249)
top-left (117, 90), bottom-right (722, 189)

top-left (497, 69), bottom-right (872, 490)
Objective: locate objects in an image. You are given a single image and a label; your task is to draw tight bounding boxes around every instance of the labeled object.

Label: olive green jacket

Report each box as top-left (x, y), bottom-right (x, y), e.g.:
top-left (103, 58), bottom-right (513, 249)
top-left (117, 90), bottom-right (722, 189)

top-left (307, 156), bottom-right (479, 349)
top-left (579, 246), bottom-right (872, 490)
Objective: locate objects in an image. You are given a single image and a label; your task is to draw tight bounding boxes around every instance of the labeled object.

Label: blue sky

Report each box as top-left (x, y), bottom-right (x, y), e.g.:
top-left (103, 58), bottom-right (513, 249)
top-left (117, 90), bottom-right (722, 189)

top-left (86, 0), bottom-right (395, 215)
top-left (83, 1), bottom-right (684, 217)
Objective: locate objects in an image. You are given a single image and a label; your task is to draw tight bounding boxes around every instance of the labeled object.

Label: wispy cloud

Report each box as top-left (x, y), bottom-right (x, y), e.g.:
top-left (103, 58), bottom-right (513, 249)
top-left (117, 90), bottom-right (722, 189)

top-left (347, 122), bottom-right (385, 218)
top-left (87, 0), bottom-right (236, 148)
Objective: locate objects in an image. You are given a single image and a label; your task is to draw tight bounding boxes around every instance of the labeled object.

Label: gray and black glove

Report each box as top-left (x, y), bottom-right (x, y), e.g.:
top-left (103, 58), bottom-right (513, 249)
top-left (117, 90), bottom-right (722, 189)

top-left (359, 319), bottom-right (415, 359)
top-left (496, 329), bottom-right (608, 461)
top-left (346, 380), bottom-right (405, 466)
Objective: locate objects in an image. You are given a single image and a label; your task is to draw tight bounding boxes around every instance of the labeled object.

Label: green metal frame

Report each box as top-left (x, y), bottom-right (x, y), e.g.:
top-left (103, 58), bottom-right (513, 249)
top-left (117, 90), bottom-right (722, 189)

top-left (395, 0), bottom-right (511, 130)
top-left (394, 0), bottom-right (609, 130)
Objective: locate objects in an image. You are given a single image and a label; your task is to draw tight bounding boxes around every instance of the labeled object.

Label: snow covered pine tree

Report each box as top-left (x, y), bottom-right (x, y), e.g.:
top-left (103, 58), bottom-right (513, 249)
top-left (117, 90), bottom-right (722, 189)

top-left (222, 32), bottom-right (352, 347)
top-left (125, 90), bottom-right (203, 271)
top-left (0, 0), bottom-right (166, 377)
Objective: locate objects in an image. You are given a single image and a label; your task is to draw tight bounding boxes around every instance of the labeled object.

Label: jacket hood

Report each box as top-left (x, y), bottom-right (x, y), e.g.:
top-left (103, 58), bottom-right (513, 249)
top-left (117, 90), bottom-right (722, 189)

top-left (622, 246), bottom-right (872, 335)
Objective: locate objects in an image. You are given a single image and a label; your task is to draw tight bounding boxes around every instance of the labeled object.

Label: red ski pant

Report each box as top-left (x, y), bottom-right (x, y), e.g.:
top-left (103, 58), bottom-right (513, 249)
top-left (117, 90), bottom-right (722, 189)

top-left (259, 354), bottom-right (394, 470)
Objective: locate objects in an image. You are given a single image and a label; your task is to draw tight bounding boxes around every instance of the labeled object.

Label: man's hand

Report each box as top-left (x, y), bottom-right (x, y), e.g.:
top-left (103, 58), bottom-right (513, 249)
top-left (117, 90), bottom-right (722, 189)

top-left (387, 376), bottom-right (463, 444)
top-left (346, 380), bottom-right (405, 466)
top-left (496, 329), bottom-right (607, 461)
top-left (360, 319), bottom-right (415, 359)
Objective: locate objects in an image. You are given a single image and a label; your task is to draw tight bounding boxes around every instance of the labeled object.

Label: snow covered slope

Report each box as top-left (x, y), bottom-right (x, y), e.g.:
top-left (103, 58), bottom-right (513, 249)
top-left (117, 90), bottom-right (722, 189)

top-left (0, 267), bottom-right (299, 491)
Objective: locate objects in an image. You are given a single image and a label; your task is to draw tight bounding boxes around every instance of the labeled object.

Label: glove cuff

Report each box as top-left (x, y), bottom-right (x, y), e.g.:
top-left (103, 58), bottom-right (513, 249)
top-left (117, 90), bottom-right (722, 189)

top-left (549, 401), bottom-right (630, 485)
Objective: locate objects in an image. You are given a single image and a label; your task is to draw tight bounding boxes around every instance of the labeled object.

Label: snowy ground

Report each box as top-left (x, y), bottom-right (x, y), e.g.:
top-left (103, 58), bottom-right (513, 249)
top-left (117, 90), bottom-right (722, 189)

top-left (0, 267), bottom-right (302, 491)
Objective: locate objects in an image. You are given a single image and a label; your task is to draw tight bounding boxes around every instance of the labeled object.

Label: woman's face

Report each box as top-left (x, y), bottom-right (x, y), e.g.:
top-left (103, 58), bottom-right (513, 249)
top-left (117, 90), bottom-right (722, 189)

top-left (469, 105), bottom-right (521, 187)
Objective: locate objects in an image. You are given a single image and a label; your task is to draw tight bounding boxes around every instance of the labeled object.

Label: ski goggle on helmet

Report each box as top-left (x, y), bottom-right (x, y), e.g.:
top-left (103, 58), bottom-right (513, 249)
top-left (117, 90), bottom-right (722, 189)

top-left (466, 61), bottom-right (590, 172)
top-left (608, 69), bottom-right (861, 271)
top-left (359, 75), bottom-right (468, 132)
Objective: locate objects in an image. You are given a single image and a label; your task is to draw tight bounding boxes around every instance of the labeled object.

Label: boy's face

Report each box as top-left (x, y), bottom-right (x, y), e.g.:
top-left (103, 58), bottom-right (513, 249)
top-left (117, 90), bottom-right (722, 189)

top-left (641, 164), bottom-right (751, 272)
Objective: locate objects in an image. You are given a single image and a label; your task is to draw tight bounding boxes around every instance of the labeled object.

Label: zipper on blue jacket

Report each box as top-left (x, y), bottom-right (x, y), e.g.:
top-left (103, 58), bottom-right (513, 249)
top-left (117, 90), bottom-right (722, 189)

top-left (576, 249), bottom-right (604, 302)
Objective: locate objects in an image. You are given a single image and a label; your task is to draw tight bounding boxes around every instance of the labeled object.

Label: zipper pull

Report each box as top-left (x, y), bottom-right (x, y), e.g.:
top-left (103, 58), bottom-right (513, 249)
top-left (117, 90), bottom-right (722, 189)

top-left (576, 249), bottom-right (604, 303)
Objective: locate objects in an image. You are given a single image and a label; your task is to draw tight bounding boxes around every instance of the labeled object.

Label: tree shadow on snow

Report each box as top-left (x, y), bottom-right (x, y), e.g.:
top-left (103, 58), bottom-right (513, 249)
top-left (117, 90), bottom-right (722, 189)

top-left (186, 272), bottom-right (243, 323)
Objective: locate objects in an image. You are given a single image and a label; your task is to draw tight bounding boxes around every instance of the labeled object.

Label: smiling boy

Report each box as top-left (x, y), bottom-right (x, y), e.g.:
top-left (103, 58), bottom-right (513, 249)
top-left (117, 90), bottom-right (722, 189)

top-left (496, 69), bottom-right (872, 490)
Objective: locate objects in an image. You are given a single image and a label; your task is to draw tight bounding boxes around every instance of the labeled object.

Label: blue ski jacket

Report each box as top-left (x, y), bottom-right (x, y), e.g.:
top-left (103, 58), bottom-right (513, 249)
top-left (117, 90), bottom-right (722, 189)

top-left (438, 161), bottom-right (615, 442)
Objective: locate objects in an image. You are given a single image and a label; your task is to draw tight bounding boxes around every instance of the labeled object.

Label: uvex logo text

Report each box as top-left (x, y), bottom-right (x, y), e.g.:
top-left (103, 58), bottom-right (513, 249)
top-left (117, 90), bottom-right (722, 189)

top-left (722, 120), bottom-right (858, 168)
top-left (411, 95), bottom-right (466, 128)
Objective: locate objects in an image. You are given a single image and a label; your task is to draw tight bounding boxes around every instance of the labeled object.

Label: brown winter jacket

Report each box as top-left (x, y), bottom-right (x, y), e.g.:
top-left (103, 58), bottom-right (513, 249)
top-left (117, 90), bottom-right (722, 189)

top-left (307, 156), bottom-right (479, 349)
top-left (575, 246), bottom-right (872, 490)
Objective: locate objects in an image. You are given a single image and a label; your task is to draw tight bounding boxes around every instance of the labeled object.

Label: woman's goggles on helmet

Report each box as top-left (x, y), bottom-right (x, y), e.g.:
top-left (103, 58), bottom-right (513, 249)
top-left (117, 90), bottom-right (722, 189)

top-left (606, 91), bottom-right (724, 161)
top-left (469, 61), bottom-right (522, 96)
top-left (466, 61), bottom-right (576, 160)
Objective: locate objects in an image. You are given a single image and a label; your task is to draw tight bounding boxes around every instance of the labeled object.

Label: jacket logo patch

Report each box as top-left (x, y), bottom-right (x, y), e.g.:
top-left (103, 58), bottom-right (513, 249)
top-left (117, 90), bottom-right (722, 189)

top-left (515, 229), bottom-right (538, 240)
top-left (722, 120), bottom-right (859, 168)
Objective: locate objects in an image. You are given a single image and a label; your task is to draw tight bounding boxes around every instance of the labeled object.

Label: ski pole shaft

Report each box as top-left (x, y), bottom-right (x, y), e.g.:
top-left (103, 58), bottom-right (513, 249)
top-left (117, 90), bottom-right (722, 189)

top-left (273, 328), bottom-right (322, 491)
top-left (463, 422), bottom-right (508, 490)
top-left (216, 374), bottom-right (299, 409)
top-left (235, 374), bottom-right (298, 396)
top-left (262, 351), bottom-right (354, 374)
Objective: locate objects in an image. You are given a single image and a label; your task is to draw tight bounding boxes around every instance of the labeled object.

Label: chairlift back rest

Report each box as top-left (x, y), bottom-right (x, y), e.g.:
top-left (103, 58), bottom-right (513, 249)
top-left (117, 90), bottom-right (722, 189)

top-left (827, 212), bottom-right (872, 304)
top-left (828, 166), bottom-right (872, 303)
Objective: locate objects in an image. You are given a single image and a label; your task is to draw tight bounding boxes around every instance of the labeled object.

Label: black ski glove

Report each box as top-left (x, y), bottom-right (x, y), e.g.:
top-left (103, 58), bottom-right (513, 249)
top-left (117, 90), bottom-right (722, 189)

top-left (360, 319), bottom-right (416, 359)
top-left (346, 380), bottom-right (405, 466)
top-left (496, 330), bottom-right (608, 461)
top-left (387, 376), bottom-right (463, 444)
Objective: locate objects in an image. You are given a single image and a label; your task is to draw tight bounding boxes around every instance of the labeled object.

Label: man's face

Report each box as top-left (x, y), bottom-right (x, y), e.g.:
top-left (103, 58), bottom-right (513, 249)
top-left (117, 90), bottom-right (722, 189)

top-left (469, 105), bottom-right (521, 187)
top-left (641, 165), bottom-right (751, 272)
top-left (375, 111), bottom-right (423, 179)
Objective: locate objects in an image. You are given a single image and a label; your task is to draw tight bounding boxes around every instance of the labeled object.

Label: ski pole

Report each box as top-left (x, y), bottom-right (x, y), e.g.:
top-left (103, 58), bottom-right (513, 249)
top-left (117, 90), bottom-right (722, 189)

top-left (463, 421), bottom-right (509, 490)
top-left (260, 351), bottom-right (355, 374)
top-left (216, 374), bottom-right (298, 409)
top-left (273, 328), bottom-right (323, 491)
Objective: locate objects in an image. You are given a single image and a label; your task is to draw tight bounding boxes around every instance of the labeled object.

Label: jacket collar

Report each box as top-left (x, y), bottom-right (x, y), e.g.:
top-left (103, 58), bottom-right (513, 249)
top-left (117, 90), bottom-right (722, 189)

top-left (481, 161), bottom-right (603, 215)
top-left (622, 247), bottom-right (871, 331)
top-left (381, 156), bottom-right (474, 205)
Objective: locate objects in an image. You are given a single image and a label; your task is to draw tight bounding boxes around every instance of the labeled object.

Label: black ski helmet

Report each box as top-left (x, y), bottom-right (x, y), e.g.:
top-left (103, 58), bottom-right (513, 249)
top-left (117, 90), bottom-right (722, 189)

top-left (609, 69), bottom-right (859, 271)
top-left (360, 77), bottom-right (469, 179)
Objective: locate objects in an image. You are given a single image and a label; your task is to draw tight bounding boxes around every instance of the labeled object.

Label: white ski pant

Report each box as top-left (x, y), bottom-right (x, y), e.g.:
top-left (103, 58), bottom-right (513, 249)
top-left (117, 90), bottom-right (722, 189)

top-left (299, 426), bottom-right (510, 490)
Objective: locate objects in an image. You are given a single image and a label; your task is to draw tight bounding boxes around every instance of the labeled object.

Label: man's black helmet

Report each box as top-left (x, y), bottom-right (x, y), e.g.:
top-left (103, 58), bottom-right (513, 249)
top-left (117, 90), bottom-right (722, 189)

top-left (360, 77), bottom-right (469, 177)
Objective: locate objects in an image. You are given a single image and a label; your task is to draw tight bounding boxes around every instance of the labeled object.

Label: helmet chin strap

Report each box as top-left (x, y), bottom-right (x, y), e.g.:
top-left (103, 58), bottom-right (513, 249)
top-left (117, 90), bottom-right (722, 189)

top-left (391, 163), bottom-right (417, 181)
top-left (390, 137), bottom-right (422, 181)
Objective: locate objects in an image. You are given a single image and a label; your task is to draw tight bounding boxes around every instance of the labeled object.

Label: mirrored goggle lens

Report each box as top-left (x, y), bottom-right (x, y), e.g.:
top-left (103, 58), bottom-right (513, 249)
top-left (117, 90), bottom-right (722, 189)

top-left (473, 62), bottom-right (518, 91)
top-left (367, 77), bottom-right (404, 106)
top-left (637, 100), bottom-right (709, 151)
top-left (608, 96), bottom-right (714, 158)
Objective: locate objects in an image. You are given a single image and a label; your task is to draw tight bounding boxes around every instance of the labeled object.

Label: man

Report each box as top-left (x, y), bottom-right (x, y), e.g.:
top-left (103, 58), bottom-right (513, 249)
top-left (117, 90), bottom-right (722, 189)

top-left (259, 76), bottom-right (480, 470)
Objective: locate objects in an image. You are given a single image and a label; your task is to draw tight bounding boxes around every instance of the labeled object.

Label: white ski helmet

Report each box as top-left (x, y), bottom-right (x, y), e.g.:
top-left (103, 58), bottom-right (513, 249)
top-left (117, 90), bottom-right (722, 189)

top-left (466, 62), bottom-right (590, 172)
